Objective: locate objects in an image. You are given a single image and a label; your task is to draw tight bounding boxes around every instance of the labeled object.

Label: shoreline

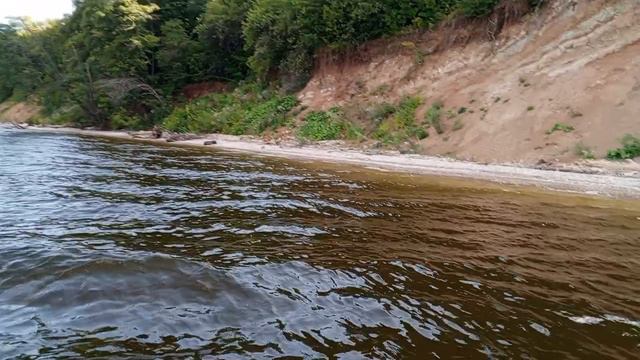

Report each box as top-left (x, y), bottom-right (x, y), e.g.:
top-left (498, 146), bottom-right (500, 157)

top-left (16, 125), bottom-right (640, 199)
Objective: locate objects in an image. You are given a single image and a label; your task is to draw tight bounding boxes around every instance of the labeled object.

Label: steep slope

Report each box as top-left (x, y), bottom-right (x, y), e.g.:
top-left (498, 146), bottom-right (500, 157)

top-left (298, 0), bottom-right (640, 164)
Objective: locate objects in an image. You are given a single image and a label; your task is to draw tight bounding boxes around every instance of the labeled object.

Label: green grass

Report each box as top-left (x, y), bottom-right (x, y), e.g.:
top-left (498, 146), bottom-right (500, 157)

top-left (425, 101), bottom-right (444, 134)
top-left (414, 127), bottom-right (429, 140)
top-left (607, 134), bottom-right (640, 160)
top-left (373, 96), bottom-right (427, 144)
top-left (396, 97), bottom-right (423, 128)
top-left (373, 121), bottom-right (401, 144)
top-left (546, 122), bottom-right (575, 135)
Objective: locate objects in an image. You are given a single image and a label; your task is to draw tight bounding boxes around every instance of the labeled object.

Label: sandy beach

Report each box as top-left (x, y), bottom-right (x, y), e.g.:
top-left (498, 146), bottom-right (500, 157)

top-left (16, 125), bottom-right (640, 199)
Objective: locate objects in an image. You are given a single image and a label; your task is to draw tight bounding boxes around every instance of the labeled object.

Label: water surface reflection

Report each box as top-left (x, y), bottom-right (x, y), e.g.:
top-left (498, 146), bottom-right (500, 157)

top-left (0, 128), bottom-right (639, 359)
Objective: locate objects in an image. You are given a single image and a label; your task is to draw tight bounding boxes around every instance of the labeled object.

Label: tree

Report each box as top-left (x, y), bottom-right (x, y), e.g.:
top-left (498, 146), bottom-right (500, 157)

top-left (156, 19), bottom-right (205, 93)
top-left (198, 0), bottom-right (252, 80)
top-left (61, 0), bottom-right (160, 127)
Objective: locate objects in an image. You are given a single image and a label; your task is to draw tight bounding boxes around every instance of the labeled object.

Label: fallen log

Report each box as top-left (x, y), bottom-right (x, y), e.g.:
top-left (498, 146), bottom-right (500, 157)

top-left (10, 121), bottom-right (27, 129)
top-left (165, 133), bottom-right (202, 143)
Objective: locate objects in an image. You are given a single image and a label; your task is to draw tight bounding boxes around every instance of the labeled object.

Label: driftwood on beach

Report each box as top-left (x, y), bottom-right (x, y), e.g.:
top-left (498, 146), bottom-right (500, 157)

top-left (126, 126), bottom-right (204, 143)
top-left (9, 121), bottom-right (27, 129)
top-left (165, 133), bottom-right (202, 143)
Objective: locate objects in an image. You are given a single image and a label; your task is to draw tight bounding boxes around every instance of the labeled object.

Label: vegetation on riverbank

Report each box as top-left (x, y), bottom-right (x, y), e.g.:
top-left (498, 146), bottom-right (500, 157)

top-left (161, 84), bottom-right (299, 135)
top-left (0, 0), bottom-right (541, 137)
top-left (607, 135), bottom-right (640, 160)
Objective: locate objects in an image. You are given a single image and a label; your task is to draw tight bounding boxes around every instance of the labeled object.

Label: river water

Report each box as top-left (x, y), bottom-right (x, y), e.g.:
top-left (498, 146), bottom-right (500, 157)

top-left (0, 127), bottom-right (639, 359)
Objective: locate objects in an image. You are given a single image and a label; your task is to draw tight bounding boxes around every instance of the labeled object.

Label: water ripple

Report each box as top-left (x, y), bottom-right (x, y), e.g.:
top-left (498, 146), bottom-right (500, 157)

top-left (0, 127), bottom-right (639, 359)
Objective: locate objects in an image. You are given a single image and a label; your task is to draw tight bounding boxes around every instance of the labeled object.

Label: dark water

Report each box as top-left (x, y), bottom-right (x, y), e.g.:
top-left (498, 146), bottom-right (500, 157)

top-left (1, 127), bottom-right (639, 359)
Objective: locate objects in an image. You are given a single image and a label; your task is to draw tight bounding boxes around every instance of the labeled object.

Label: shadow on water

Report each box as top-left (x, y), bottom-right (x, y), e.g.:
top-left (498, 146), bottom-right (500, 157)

top-left (0, 128), bottom-right (639, 359)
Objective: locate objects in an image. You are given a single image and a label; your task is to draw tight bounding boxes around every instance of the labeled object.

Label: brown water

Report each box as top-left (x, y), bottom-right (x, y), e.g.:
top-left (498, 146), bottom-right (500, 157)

top-left (0, 127), bottom-right (639, 359)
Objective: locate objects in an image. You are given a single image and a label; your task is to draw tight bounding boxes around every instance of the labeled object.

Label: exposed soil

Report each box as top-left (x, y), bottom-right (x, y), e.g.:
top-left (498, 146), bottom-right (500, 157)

top-left (298, 0), bottom-right (640, 164)
top-left (0, 102), bottom-right (41, 123)
top-left (2, 1), bottom-right (639, 196)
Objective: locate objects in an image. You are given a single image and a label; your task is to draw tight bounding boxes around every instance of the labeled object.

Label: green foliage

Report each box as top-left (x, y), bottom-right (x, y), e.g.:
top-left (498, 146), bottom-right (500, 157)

top-left (373, 96), bottom-right (426, 144)
top-left (197, 0), bottom-right (250, 80)
top-left (414, 127), bottom-right (429, 140)
top-left (161, 105), bottom-right (204, 133)
top-left (65, 0), bottom-right (160, 78)
top-left (607, 135), bottom-right (640, 160)
top-left (370, 102), bottom-right (397, 122)
top-left (298, 109), bottom-right (345, 141)
top-left (546, 122), bottom-right (575, 134)
top-left (426, 101), bottom-right (444, 134)
top-left (0, 0), bottom-right (535, 130)
top-left (457, 0), bottom-right (499, 17)
top-left (236, 95), bottom-right (299, 134)
top-left (163, 86), bottom-right (298, 134)
top-left (242, 0), bottom-right (511, 82)
top-left (47, 106), bottom-right (85, 126)
top-left (395, 97), bottom-right (422, 128)
top-left (157, 19), bottom-right (205, 93)
top-left (373, 121), bottom-right (402, 145)
top-left (111, 111), bottom-right (147, 130)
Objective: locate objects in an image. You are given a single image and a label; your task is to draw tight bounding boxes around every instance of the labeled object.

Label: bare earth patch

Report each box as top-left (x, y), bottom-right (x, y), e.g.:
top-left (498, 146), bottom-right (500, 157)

top-left (298, 0), bottom-right (640, 165)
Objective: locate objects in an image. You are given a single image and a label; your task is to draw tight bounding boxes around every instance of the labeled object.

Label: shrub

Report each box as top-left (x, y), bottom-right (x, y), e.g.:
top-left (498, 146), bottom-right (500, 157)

top-left (414, 127), bottom-right (429, 140)
top-left (373, 121), bottom-right (404, 145)
top-left (527, 105), bottom-right (535, 111)
top-left (373, 96), bottom-right (426, 144)
top-left (547, 122), bottom-right (575, 134)
top-left (458, 0), bottom-right (500, 17)
top-left (426, 101), bottom-right (444, 134)
top-left (162, 99), bottom-right (219, 133)
top-left (163, 87), bottom-right (298, 135)
top-left (345, 122), bottom-right (365, 141)
top-left (298, 109), bottom-right (345, 141)
top-left (47, 105), bottom-right (84, 126)
top-left (243, 0), bottom-right (513, 82)
top-left (607, 135), bottom-right (640, 160)
top-left (110, 112), bottom-right (146, 130)
top-left (242, 95), bottom-right (299, 134)
top-left (370, 102), bottom-right (397, 122)
top-left (396, 97), bottom-right (423, 128)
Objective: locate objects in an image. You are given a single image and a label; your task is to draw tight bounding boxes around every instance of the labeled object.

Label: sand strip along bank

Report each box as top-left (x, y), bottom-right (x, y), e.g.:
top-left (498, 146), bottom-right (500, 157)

top-left (16, 125), bottom-right (640, 199)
